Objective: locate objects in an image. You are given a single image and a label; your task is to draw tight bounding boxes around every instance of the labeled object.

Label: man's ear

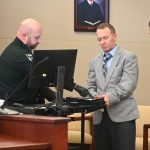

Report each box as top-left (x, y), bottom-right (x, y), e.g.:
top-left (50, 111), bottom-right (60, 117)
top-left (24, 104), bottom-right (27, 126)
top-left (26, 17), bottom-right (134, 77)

top-left (113, 33), bottom-right (117, 40)
top-left (21, 32), bottom-right (27, 40)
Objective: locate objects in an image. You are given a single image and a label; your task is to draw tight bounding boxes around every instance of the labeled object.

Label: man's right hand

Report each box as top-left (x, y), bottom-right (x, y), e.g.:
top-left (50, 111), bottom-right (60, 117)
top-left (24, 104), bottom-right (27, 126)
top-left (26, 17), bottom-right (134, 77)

top-left (95, 95), bottom-right (109, 107)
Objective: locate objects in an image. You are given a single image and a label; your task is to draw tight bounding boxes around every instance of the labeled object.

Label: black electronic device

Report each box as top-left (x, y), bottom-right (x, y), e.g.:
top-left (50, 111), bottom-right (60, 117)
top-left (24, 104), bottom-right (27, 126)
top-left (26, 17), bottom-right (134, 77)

top-left (3, 97), bottom-right (105, 116)
top-left (28, 49), bottom-right (77, 91)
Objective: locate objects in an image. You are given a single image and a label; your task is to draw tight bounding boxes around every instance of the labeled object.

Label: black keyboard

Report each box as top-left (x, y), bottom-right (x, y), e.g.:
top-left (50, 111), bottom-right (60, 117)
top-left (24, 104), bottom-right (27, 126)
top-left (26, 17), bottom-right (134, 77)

top-left (64, 97), bottom-right (105, 113)
top-left (65, 97), bottom-right (105, 106)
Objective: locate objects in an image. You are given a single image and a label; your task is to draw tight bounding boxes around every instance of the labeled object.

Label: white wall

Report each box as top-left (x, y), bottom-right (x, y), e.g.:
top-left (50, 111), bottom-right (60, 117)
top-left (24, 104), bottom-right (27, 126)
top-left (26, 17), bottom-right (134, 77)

top-left (0, 0), bottom-right (150, 104)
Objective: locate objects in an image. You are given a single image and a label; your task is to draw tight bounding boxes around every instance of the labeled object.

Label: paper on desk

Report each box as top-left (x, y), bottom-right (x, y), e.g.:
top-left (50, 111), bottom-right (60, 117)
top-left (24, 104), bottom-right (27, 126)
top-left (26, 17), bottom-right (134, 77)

top-left (0, 99), bottom-right (20, 115)
top-left (0, 99), bottom-right (4, 107)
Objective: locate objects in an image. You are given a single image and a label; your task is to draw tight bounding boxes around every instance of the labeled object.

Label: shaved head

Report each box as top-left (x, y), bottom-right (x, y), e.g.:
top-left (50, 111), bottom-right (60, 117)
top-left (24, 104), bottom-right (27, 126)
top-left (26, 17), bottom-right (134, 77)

top-left (17, 18), bottom-right (41, 35)
top-left (17, 18), bottom-right (42, 49)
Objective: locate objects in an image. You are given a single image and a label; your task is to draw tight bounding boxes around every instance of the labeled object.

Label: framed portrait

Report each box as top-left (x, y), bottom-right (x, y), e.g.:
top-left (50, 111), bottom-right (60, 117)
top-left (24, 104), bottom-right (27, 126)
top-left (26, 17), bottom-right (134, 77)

top-left (74, 0), bottom-right (109, 32)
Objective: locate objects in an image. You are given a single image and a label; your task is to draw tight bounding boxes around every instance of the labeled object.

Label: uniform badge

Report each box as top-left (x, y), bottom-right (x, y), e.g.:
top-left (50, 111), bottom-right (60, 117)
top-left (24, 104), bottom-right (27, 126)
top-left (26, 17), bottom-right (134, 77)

top-left (26, 53), bottom-right (33, 61)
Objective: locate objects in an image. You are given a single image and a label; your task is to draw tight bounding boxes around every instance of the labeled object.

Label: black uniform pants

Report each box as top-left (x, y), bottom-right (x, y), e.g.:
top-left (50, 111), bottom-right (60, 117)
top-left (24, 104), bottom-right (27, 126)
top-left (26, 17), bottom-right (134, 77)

top-left (94, 110), bottom-right (136, 150)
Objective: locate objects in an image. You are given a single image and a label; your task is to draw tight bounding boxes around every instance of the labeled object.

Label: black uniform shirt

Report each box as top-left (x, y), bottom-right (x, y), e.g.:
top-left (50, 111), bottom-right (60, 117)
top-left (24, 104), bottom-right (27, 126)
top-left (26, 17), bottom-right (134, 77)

top-left (0, 37), bottom-right (32, 98)
top-left (0, 37), bottom-right (56, 104)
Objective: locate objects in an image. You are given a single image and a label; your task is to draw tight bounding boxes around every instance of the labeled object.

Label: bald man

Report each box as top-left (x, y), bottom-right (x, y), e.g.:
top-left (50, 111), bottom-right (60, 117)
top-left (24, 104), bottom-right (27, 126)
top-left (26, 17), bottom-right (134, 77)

top-left (0, 18), bottom-right (56, 104)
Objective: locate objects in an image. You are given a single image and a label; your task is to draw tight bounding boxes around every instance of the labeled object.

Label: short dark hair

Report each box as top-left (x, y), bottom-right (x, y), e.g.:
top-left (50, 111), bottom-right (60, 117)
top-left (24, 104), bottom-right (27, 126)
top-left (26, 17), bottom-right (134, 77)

top-left (97, 23), bottom-right (116, 33)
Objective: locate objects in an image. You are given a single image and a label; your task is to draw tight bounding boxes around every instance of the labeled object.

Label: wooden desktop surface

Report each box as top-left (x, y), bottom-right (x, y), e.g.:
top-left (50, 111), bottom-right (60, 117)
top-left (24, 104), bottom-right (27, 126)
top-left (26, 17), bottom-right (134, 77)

top-left (0, 114), bottom-right (70, 150)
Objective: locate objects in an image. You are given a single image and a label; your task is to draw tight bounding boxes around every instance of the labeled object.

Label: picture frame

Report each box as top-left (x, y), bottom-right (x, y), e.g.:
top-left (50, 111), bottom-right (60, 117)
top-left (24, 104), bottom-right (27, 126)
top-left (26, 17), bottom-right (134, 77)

top-left (74, 0), bottom-right (109, 32)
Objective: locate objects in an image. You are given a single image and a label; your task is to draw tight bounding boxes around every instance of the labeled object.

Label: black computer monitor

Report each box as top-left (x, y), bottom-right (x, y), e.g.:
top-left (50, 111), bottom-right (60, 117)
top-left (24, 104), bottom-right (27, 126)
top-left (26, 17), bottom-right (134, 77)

top-left (28, 49), bottom-right (77, 91)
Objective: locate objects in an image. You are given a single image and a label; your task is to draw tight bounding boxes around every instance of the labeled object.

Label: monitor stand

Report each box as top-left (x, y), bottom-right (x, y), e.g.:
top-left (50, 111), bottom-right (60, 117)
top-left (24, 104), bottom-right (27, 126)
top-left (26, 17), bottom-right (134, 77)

top-left (56, 66), bottom-right (65, 116)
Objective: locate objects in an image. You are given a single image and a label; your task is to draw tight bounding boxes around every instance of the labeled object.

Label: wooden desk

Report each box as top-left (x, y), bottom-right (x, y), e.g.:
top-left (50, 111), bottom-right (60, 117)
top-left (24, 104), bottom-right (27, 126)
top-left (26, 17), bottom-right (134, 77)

top-left (0, 115), bottom-right (70, 150)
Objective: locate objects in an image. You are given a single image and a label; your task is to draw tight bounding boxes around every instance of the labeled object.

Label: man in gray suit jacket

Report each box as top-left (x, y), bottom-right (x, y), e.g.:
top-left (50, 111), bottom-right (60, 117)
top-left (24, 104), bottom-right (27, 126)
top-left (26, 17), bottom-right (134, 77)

top-left (87, 23), bottom-right (139, 150)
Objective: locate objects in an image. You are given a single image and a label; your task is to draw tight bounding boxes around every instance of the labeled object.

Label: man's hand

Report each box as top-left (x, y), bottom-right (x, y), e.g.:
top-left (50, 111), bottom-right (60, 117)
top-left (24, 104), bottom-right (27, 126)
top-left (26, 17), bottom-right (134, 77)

top-left (74, 84), bottom-right (92, 97)
top-left (95, 95), bottom-right (110, 107)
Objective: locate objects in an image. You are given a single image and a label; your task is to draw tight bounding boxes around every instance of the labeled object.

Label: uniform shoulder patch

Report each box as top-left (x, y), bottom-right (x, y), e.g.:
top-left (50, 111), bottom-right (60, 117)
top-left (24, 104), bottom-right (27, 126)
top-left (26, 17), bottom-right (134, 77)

top-left (26, 53), bottom-right (33, 61)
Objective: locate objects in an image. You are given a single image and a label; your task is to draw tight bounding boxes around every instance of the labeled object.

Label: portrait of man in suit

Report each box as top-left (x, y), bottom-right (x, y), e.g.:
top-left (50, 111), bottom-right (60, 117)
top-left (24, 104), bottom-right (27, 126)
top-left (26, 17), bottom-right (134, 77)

top-left (76, 0), bottom-right (105, 27)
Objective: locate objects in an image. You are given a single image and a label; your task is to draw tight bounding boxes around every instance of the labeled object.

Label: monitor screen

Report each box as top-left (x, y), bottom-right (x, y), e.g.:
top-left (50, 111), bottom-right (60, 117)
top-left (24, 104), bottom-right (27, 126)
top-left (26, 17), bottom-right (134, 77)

top-left (28, 49), bottom-right (77, 91)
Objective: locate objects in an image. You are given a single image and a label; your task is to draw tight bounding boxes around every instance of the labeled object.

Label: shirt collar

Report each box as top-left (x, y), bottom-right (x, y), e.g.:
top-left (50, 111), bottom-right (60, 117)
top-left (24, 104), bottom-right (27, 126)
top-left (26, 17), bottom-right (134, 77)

top-left (15, 37), bottom-right (32, 53)
top-left (87, 0), bottom-right (93, 5)
top-left (103, 44), bottom-right (118, 57)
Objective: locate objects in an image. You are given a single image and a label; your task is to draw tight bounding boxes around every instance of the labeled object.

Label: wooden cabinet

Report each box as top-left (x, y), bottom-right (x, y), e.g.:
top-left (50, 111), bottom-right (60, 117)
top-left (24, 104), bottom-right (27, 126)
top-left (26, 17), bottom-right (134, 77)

top-left (0, 115), bottom-right (70, 150)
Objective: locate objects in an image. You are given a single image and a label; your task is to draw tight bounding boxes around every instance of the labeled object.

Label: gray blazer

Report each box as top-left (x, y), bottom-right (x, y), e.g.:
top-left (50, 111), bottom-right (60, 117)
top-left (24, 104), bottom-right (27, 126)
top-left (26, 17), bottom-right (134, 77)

top-left (88, 46), bottom-right (139, 125)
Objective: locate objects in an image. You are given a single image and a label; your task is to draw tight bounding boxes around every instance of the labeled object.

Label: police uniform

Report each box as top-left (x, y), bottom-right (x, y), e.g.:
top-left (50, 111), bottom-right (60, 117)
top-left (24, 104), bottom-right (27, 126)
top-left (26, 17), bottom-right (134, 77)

top-left (0, 37), bottom-right (55, 104)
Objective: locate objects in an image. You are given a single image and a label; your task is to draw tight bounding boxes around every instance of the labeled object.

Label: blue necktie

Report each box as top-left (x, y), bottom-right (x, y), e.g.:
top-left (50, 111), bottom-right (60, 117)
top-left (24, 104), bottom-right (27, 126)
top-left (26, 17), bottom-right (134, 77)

top-left (103, 53), bottom-right (112, 77)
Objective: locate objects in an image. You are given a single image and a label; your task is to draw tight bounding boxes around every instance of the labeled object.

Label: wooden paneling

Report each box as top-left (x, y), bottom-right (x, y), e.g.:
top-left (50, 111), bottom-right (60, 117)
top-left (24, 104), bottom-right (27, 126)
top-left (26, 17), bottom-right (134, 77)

top-left (0, 115), bottom-right (70, 150)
